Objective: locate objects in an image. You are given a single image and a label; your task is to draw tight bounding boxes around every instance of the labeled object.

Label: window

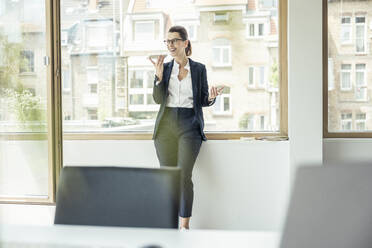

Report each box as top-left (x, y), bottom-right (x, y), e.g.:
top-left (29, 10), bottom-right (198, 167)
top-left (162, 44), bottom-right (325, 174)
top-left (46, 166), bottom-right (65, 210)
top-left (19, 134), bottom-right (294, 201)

top-left (214, 12), bottom-right (229, 23)
top-left (340, 64), bottom-right (351, 90)
top-left (355, 63), bottom-right (367, 101)
top-left (89, 84), bottom-right (98, 94)
top-left (240, 113), bottom-right (255, 130)
top-left (340, 16), bottom-right (351, 44)
top-left (87, 25), bottom-right (109, 49)
top-left (212, 39), bottom-right (231, 67)
top-left (86, 67), bottom-right (98, 85)
top-left (20, 50), bottom-right (34, 73)
top-left (130, 94), bottom-right (144, 105)
top-left (134, 21), bottom-right (155, 41)
top-left (259, 0), bottom-right (277, 9)
top-left (62, 68), bottom-right (71, 91)
top-left (61, 30), bottom-right (68, 46)
top-left (60, 0), bottom-right (287, 136)
top-left (176, 22), bottom-right (198, 41)
top-left (341, 113), bottom-right (352, 131)
top-left (248, 67), bottom-right (255, 87)
top-left (328, 58), bottom-right (334, 90)
top-left (128, 69), bottom-right (156, 111)
top-left (355, 16), bottom-right (366, 53)
top-left (260, 115), bottom-right (265, 130)
top-left (246, 23), bottom-right (266, 38)
top-left (214, 87), bottom-right (231, 115)
top-left (87, 108), bottom-right (98, 120)
top-left (0, 0), bottom-right (59, 204)
top-left (356, 113), bottom-right (366, 131)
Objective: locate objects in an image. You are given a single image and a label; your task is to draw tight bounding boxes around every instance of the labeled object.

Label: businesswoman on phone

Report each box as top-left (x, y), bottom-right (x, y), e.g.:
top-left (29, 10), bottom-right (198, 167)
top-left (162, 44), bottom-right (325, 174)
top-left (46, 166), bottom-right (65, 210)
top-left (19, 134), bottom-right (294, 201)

top-left (149, 26), bottom-right (223, 230)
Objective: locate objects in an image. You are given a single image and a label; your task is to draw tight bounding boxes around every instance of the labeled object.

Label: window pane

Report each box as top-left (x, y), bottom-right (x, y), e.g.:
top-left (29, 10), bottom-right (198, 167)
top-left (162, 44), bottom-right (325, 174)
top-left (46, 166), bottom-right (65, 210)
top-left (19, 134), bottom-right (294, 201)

top-left (135, 21), bottom-right (154, 41)
top-left (328, 2), bottom-right (372, 132)
top-left (130, 70), bottom-right (144, 88)
top-left (356, 24), bottom-right (365, 52)
top-left (224, 97), bottom-right (230, 111)
top-left (61, 0), bottom-right (280, 134)
top-left (0, 0), bottom-right (49, 198)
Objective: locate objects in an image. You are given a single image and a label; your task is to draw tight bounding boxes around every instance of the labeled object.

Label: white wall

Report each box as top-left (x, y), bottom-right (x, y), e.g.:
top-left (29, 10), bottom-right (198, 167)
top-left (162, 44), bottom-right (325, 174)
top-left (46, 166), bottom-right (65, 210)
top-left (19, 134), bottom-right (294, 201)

top-left (288, 0), bottom-right (323, 178)
top-left (324, 139), bottom-right (372, 164)
top-left (0, 140), bottom-right (290, 231)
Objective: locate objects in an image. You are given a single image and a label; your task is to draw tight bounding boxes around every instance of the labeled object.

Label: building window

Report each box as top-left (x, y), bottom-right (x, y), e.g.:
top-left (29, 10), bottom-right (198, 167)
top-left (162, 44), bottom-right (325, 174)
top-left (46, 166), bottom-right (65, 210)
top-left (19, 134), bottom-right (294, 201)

top-left (61, 30), bottom-right (68, 46)
top-left (20, 50), bottom-right (34, 73)
top-left (341, 113), bottom-right (352, 131)
top-left (340, 16), bottom-right (351, 44)
top-left (130, 94), bottom-right (144, 105)
top-left (259, 0), bottom-right (277, 9)
top-left (355, 63), bottom-right (367, 101)
top-left (328, 58), bottom-right (334, 90)
top-left (214, 86), bottom-right (231, 115)
top-left (355, 113), bottom-right (366, 131)
top-left (240, 113), bottom-right (255, 130)
top-left (340, 64), bottom-right (352, 90)
top-left (62, 68), bottom-right (71, 91)
top-left (87, 108), bottom-right (98, 120)
top-left (355, 16), bottom-right (366, 53)
top-left (248, 67), bottom-right (255, 87)
top-left (212, 39), bottom-right (231, 67)
top-left (87, 25), bottom-right (109, 49)
top-left (246, 23), bottom-right (266, 38)
top-left (214, 12), bottom-right (228, 23)
top-left (89, 84), bottom-right (97, 94)
top-left (259, 115), bottom-right (265, 130)
top-left (134, 21), bottom-right (155, 41)
top-left (128, 69), bottom-right (156, 110)
top-left (176, 22), bottom-right (198, 41)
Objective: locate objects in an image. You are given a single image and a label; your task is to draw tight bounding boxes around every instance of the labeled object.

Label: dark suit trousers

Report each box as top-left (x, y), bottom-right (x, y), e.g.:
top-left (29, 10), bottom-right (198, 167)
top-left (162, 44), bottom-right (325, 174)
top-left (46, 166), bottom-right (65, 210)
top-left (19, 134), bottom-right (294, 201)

top-left (154, 107), bottom-right (202, 218)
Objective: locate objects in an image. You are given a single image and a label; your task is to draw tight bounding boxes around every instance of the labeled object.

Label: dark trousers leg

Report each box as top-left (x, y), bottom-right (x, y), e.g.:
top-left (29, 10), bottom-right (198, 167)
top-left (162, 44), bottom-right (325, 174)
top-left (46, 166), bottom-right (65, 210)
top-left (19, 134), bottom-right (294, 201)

top-left (177, 130), bottom-right (202, 218)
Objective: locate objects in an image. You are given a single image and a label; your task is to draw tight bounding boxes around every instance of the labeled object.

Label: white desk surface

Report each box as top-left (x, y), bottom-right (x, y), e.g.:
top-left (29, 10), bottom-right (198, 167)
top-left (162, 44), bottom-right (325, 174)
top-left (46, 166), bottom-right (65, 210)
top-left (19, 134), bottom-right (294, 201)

top-left (0, 224), bottom-right (280, 248)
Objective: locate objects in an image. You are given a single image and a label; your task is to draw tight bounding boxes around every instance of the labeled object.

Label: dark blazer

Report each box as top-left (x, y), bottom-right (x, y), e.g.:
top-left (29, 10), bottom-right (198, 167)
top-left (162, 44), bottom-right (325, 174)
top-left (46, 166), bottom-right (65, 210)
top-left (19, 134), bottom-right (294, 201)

top-left (152, 58), bottom-right (215, 141)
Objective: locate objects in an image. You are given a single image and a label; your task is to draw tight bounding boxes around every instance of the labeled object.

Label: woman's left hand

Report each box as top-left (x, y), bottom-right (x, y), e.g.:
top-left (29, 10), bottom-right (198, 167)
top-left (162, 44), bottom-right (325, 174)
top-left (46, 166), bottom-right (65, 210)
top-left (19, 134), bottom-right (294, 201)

top-left (208, 86), bottom-right (225, 101)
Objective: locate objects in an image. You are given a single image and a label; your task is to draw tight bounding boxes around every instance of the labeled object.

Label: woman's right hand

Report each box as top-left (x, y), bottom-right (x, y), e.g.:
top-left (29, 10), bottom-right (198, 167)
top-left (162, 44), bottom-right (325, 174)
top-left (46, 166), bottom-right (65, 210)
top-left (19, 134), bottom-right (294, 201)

top-left (148, 55), bottom-right (165, 82)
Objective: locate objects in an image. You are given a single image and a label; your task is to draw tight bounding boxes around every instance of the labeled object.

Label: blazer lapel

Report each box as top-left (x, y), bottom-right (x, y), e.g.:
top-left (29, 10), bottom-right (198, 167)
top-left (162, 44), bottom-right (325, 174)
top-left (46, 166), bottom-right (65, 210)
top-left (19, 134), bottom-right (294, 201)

top-left (164, 60), bottom-right (174, 99)
top-left (189, 58), bottom-right (198, 105)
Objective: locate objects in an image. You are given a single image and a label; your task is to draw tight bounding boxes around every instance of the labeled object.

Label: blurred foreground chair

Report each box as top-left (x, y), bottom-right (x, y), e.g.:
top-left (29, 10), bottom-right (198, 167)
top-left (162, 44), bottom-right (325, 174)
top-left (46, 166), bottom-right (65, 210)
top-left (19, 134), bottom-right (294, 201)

top-left (54, 166), bottom-right (180, 228)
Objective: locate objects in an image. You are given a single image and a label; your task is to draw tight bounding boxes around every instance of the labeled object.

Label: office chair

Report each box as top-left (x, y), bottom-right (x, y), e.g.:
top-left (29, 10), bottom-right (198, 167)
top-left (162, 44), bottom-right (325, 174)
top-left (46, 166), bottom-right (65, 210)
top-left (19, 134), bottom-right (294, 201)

top-left (54, 166), bottom-right (180, 228)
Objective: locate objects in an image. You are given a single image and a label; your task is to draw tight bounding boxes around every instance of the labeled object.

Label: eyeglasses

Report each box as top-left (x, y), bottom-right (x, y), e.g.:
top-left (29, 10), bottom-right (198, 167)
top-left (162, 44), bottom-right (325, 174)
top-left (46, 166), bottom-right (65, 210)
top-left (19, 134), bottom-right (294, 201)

top-left (163, 38), bottom-right (184, 46)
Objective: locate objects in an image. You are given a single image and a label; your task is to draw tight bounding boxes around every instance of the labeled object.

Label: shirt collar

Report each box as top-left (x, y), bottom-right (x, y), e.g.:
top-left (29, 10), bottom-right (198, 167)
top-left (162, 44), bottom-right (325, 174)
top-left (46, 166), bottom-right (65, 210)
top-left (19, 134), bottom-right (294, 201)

top-left (172, 58), bottom-right (190, 73)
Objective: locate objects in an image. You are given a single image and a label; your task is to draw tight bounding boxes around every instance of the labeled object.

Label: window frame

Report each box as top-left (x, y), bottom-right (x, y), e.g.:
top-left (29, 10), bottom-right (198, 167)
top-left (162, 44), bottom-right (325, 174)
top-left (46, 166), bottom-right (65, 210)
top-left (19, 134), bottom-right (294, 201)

top-left (355, 15), bottom-right (367, 54)
top-left (62, 0), bottom-right (288, 140)
top-left (354, 63), bottom-right (367, 101)
top-left (1, 0), bottom-right (288, 172)
top-left (324, 0), bottom-right (371, 138)
top-left (0, 0), bottom-right (62, 204)
top-left (340, 16), bottom-right (352, 44)
top-left (340, 63), bottom-right (352, 91)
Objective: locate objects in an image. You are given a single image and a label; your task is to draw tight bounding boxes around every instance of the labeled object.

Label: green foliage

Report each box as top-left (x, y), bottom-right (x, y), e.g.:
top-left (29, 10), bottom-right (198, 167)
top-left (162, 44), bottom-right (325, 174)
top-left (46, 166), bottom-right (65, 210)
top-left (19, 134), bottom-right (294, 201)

top-left (2, 88), bottom-right (46, 131)
top-left (269, 60), bottom-right (279, 88)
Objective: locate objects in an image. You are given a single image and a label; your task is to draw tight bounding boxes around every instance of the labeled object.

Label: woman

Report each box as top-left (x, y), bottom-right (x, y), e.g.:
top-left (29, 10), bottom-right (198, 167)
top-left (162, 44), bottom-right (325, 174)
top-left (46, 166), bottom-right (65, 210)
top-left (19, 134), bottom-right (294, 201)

top-left (149, 26), bottom-right (223, 230)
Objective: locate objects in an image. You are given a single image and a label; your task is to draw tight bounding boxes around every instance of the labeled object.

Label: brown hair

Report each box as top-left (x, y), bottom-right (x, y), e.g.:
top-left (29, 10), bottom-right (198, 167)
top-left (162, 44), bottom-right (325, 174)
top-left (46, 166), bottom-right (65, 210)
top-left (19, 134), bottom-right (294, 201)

top-left (168, 25), bottom-right (192, 56)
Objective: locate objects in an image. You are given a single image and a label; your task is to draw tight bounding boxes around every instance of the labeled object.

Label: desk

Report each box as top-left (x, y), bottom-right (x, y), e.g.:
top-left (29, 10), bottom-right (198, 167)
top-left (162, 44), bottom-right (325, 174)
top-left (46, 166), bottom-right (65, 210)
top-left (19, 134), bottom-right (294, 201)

top-left (0, 224), bottom-right (280, 248)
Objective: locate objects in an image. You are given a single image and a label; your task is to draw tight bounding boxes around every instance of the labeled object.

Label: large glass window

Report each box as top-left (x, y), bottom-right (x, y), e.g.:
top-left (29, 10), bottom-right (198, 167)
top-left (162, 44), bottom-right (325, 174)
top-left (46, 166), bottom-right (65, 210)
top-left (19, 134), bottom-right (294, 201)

top-left (327, 0), bottom-right (372, 134)
top-left (61, 0), bottom-right (285, 135)
top-left (0, 0), bottom-right (54, 202)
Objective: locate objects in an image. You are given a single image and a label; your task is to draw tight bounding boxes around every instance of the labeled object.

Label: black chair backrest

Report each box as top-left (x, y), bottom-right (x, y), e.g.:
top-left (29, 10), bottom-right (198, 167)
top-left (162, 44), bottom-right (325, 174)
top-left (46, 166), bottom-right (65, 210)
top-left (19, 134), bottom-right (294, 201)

top-left (54, 166), bottom-right (180, 228)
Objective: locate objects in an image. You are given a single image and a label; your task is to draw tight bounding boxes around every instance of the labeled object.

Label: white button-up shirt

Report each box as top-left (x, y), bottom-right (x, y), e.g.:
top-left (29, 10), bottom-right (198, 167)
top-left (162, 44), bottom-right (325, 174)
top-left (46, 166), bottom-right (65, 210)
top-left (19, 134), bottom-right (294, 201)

top-left (164, 59), bottom-right (194, 108)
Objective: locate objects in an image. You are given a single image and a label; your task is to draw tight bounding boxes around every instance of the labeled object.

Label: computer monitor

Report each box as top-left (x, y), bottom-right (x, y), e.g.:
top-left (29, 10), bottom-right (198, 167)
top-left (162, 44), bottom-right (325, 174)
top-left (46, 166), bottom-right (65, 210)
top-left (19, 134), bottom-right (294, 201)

top-left (54, 166), bottom-right (180, 228)
top-left (280, 164), bottom-right (372, 248)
